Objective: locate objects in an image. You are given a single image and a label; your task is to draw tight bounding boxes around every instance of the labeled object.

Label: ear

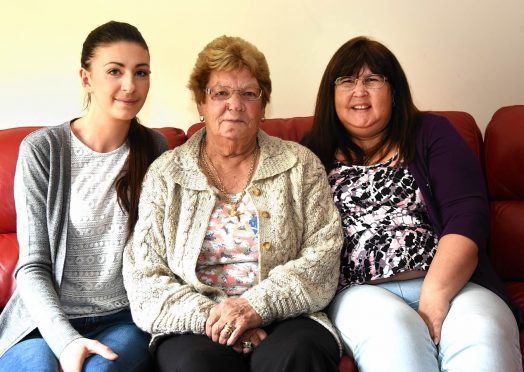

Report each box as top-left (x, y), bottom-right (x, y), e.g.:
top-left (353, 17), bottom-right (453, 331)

top-left (79, 68), bottom-right (92, 92)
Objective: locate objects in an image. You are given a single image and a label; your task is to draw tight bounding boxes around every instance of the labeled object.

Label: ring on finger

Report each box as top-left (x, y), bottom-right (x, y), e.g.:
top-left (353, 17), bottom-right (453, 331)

top-left (241, 341), bottom-right (253, 349)
top-left (222, 323), bottom-right (235, 335)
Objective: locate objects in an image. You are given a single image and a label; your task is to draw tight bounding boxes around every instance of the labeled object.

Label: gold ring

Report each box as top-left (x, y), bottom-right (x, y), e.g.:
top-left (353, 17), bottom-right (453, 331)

top-left (241, 341), bottom-right (253, 349)
top-left (222, 323), bottom-right (235, 335)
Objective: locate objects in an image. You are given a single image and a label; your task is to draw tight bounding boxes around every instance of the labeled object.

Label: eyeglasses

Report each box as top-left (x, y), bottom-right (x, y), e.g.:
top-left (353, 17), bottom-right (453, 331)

top-left (334, 74), bottom-right (387, 90)
top-left (205, 84), bottom-right (263, 101)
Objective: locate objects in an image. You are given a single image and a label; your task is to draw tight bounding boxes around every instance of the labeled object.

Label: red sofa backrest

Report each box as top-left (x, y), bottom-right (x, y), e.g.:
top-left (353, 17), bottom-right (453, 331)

top-left (187, 116), bottom-right (315, 142)
top-left (484, 105), bottom-right (524, 282)
top-left (187, 111), bottom-right (483, 159)
top-left (0, 127), bottom-right (41, 308)
top-left (155, 127), bottom-right (187, 149)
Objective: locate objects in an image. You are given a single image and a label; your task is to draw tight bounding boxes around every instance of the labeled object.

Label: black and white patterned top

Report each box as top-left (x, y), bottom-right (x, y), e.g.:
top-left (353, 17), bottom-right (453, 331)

top-left (328, 154), bottom-right (438, 291)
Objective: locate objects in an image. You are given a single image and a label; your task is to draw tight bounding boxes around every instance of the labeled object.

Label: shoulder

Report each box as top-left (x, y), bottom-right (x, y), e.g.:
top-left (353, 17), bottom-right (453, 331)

top-left (259, 131), bottom-right (323, 166)
top-left (417, 113), bottom-right (459, 139)
top-left (22, 121), bottom-right (70, 147)
top-left (144, 132), bottom-right (204, 188)
top-left (19, 121), bottom-right (71, 159)
top-left (256, 131), bottom-right (325, 180)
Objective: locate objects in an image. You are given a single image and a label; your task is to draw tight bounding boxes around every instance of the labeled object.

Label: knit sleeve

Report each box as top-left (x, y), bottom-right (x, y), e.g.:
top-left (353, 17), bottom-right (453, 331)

top-left (123, 156), bottom-right (216, 339)
top-left (14, 138), bottom-right (81, 358)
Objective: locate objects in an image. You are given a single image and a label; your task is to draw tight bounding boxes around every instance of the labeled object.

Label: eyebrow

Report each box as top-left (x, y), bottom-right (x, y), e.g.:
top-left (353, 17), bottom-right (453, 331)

top-left (104, 62), bottom-right (150, 68)
top-left (212, 82), bottom-right (260, 88)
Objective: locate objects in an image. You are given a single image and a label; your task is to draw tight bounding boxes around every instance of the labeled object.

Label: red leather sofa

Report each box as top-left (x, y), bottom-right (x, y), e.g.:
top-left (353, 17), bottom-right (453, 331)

top-left (1, 107), bottom-right (523, 371)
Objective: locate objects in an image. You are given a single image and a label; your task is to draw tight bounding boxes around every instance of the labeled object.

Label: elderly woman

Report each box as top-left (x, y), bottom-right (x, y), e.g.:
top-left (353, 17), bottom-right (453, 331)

top-left (123, 35), bottom-right (343, 372)
top-left (302, 36), bottom-right (523, 371)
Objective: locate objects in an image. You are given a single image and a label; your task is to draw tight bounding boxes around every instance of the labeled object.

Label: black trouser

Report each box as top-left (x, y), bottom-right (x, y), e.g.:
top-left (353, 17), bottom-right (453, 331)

top-left (155, 317), bottom-right (340, 372)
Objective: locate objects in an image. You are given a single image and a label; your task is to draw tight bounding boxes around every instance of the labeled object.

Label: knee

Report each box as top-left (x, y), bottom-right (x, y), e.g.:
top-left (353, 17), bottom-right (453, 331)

top-left (84, 354), bottom-right (153, 372)
top-left (252, 321), bottom-right (339, 372)
top-left (156, 339), bottom-right (245, 372)
top-left (169, 349), bottom-right (215, 370)
top-left (278, 335), bottom-right (332, 359)
top-left (443, 290), bottom-right (519, 343)
top-left (439, 305), bottom-right (522, 371)
top-left (252, 339), bottom-right (339, 372)
top-left (335, 301), bottom-right (429, 344)
top-left (443, 309), bottom-right (518, 345)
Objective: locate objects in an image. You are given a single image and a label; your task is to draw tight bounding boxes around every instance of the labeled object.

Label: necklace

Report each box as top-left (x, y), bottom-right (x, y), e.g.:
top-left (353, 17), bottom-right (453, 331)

top-left (199, 138), bottom-right (259, 221)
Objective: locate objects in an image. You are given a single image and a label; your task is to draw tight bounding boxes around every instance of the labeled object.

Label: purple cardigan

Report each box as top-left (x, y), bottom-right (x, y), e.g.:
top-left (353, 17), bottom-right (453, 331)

top-left (408, 114), bottom-right (522, 327)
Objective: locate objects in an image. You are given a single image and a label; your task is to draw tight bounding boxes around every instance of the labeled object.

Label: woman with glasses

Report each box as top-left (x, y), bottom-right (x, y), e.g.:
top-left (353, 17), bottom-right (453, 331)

top-left (123, 35), bottom-right (343, 372)
top-left (302, 36), bottom-right (522, 371)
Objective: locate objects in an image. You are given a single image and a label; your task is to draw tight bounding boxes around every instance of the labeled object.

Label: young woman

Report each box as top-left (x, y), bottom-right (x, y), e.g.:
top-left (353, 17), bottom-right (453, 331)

top-left (0, 21), bottom-right (167, 372)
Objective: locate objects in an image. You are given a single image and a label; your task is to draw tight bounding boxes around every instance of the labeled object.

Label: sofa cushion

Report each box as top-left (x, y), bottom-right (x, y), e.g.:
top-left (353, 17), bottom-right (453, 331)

top-left (0, 233), bottom-right (18, 308)
top-left (433, 111), bottom-right (483, 160)
top-left (484, 105), bottom-right (524, 281)
top-left (485, 106), bottom-right (524, 199)
top-left (0, 127), bottom-right (42, 233)
top-left (154, 127), bottom-right (187, 149)
top-left (0, 127), bottom-right (41, 309)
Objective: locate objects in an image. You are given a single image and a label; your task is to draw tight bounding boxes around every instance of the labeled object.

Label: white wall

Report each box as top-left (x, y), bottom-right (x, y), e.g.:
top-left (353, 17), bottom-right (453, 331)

top-left (1, 0), bottom-right (523, 133)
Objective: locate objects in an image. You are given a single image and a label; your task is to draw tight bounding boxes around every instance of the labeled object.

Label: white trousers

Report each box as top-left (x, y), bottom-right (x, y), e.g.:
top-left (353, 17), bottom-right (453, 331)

top-left (328, 279), bottom-right (522, 372)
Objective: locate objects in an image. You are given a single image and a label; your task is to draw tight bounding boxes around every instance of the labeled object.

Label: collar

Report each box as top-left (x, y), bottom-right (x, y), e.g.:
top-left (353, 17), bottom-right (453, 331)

top-left (171, 129), bottom-right (298, 190)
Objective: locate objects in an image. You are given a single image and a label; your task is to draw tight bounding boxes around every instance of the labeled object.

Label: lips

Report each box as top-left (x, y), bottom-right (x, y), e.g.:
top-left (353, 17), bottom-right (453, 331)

top-left (115, 98), bottom-right (140, 105)
top-left (221, 118), bottom-right (244, 123)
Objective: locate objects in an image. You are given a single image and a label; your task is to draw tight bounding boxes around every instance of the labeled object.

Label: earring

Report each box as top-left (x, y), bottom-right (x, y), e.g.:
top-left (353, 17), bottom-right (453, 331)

top-left (199, 115), bottom-right (205, 122)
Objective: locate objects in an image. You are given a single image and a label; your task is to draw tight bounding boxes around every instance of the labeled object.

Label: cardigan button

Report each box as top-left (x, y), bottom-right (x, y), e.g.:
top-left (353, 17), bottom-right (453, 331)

top-left (262, 242), bottom-right (272, 251)
top-left (251, 187), bottom-right (262, 196)
top-left (261, 211), bottom-right (270, 219)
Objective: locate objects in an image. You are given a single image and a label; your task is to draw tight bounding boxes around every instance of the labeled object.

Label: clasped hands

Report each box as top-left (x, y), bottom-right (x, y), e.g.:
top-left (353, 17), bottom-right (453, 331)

top-left (205, 297), bottom-right (265, 354)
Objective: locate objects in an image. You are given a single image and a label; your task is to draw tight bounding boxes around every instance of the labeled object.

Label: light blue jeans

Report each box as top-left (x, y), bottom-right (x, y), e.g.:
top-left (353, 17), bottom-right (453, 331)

top-left (328, 279), bottom-right (522, 372)
top-left (0, 309), bottom-right (152, 372)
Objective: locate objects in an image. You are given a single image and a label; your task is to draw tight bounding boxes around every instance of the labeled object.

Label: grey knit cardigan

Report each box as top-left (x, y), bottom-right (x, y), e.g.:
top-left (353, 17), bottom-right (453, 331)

top-left (0, 121), bottom-right (167, 358)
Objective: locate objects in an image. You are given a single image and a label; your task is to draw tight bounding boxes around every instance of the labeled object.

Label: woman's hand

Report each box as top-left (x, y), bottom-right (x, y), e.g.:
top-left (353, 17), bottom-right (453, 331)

top-left (59, 337), bottom-right (118, 372)
top-left (418, 234), bottom-right (478, 345)
top-left (232, 328), bottom-right (267, 354)
top-left (205, 297), bottom-right (262, 346)
top-left (418, 293), bottom-right (450, 345)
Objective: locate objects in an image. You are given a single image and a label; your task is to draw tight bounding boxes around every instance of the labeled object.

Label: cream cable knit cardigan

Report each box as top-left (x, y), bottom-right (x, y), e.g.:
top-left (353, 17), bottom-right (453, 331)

top-left (123, 129), bottom-right (344, 351)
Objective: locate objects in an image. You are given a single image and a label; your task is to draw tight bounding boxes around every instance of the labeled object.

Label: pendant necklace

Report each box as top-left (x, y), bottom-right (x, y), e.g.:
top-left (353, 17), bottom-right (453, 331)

top-left (200, 138), bottom-right (259, 221)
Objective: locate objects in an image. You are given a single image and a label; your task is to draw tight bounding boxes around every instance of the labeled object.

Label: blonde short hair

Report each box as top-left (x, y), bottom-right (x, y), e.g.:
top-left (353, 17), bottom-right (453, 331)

top-left (188, 35), bottom-right (271, 106)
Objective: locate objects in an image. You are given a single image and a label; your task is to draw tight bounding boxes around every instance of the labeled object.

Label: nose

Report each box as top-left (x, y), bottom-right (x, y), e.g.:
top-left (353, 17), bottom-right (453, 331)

top-left (225, 91), bottom-right (245, 111)
top-left (121, 74), bottom-right (136, 93)
top-left (352, 79), bottom-right (367, 96)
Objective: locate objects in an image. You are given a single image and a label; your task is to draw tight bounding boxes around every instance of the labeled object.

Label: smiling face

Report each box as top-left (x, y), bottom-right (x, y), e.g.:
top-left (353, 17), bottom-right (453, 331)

top-left (198, 68), bottom-right (264, 144)
top-left (334, 65), bottom-right (393, 147)
top-left (81, 41), bottom-right (150, 124)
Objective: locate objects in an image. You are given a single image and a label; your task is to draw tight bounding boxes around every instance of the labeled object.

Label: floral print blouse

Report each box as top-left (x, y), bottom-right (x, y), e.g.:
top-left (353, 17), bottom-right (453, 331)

top-left (196, 189), bottom-right (259, 296)
top-left (328, 154), bottom-right (438, 291)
